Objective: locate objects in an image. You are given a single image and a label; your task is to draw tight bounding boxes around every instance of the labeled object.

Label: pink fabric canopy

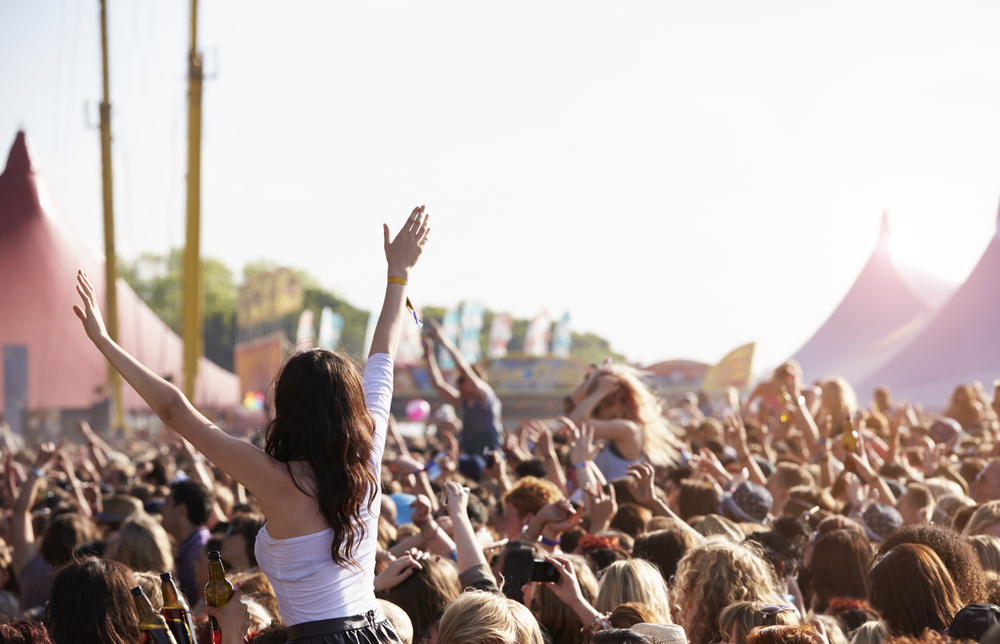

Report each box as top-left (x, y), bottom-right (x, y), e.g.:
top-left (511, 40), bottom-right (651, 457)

top-left (858, 209), bottom-right (1000, 408)
top-left (789, 214), bottom-right (938, 387)
top-left (0, 131), bottom-right (240, 416)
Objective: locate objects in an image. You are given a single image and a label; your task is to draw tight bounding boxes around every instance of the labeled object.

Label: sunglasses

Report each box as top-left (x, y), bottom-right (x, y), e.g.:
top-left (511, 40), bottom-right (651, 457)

top-left (760, 605), bottom-right (794, 626)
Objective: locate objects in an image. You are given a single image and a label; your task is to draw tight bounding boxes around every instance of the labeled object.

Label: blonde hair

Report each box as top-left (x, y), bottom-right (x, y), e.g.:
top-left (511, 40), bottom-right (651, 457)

top-left (595, 558), bottom-right (672, 621)
top-left (962, 501), bottom-right (1000, 537)
top-left (719, 601), bottom-right (801, 644)
top-left (818, 377), bottom-right (857, 430)
top-left (923, 478), bottom-right (965, 500)
top-left (114, 513), bottom-right (174, 574)
top-left (671, 537), bottom-right (783, 644)
top-left (592, 364), bottom-right (683, 467)
top-left (967, 535), bottom-right (1000, 572)
top-left (132, 571), bottom-right (164, 611)
top-left (849, 620), bottom-right (888, 644)
top-left (438, 590), bottom-right (544, 644)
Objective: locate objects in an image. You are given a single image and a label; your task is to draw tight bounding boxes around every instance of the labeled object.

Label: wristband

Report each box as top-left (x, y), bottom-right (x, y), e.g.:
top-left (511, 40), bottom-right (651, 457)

top-left (29, 468), bottom-right (44, 479)
top-left (572, 461), bottom-right (591, 471)
top-left (388, 277), bottom-right (408, 286)
top-left (540, 535), bottom-right (561, 547)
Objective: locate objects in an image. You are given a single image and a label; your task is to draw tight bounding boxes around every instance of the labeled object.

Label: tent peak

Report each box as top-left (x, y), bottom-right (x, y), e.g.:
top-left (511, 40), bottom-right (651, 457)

top-left (995, 196), bottom-right (1000, 238)
top-left (876, 211), bottom-right (891, 251)
top-left (4, 131), bottom-right (35, 176)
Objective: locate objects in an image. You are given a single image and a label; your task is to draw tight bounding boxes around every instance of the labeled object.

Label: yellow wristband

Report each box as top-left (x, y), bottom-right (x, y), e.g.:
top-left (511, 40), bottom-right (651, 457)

top-left (388, 277), bottom-right (408, 286)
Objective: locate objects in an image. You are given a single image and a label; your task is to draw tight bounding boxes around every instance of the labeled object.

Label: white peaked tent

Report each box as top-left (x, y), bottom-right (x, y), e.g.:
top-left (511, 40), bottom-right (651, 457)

top-left (858, 209), bottom-right (1000, 408)
top-left (789, 214), bottom-right (944, 386)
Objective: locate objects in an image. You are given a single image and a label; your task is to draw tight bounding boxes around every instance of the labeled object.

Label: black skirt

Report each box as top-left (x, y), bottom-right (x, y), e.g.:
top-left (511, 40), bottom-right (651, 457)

top-left (286, 608), bottom-right (402, 644)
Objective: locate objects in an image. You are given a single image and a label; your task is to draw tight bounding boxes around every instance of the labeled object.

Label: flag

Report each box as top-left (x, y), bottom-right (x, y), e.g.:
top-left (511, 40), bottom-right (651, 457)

top-left (438, 308), bottom-right (461, 369)
top-left (487, 314), bottom-right (513, 359)
top-left (295, 310), bottom-right (315, 349)
top-left (551, 312), bottom-right (571, 358)
top-left (459, 302), bottom-right (486, 362)
top-left (701, 342), bottom-right (756, 393)
top-left (318, 307), bottom-right (344, 351)
top-left (524, 310), bottom-right (551, 357)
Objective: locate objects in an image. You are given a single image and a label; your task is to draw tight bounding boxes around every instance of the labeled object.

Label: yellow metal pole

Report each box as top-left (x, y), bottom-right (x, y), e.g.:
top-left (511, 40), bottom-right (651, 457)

top-left (182, 0), bottom-right (203, 402)
top-left (99, 0), bottom-right (124, 434)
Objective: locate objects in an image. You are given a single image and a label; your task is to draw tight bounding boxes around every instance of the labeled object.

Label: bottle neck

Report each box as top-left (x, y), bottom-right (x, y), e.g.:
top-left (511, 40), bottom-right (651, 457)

top-left (208, 561), bottom-right (226, 583)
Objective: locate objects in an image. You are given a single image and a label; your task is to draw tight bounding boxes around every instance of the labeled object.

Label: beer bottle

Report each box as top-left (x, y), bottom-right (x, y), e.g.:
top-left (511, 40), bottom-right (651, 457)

top-left (131, 586), bottom-right (178, 644)
top-left (842, 415), bottom-right (859, 472)
top-left (160, 572), bottom-right (196, 644)
top-left (204, 550), bottom-right (235, 644)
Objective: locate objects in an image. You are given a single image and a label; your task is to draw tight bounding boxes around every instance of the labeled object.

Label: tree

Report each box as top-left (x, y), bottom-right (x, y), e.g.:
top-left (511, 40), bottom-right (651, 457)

top-left (118, 250), bottom-right (236, 371)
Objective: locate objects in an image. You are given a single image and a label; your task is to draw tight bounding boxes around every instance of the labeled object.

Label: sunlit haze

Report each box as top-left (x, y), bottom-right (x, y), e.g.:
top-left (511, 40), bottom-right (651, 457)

top-left (3, 1), bottom-right (1000, 374)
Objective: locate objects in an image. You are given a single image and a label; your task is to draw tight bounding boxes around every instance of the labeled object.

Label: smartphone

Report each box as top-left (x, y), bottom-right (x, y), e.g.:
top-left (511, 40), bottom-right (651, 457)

top-left (529, 560), bottom-right (562, 584)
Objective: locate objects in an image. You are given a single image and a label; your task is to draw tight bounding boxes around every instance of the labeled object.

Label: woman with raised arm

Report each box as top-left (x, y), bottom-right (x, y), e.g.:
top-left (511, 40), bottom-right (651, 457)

top-left (74, 206), bottom-right (431, 644)
top-left (565, 364), bottom-right (682, 476)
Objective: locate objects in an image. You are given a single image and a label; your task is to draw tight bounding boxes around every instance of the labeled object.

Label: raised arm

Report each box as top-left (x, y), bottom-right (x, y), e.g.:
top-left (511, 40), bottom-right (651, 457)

top-left (368, 206), bottom-right (430, 360)
top-left (427, 319), bottom-right (489, 400)
top-left (422, 335), bottom-right (461, 406)
top-left (72, 270), bottom-right (284, 501)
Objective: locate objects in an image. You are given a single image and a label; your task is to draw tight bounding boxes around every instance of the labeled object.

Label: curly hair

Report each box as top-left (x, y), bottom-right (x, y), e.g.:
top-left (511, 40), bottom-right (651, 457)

top-left (670, 537), bottom-right (783, 644)
top-left (877, 524), bottom-right (988, 604)
top-left (502, 476), bottom-right (563, 519)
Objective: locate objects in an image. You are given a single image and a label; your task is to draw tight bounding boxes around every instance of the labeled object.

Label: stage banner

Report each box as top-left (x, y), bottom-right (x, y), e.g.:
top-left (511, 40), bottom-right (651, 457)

top-left (523, 310), bottom-right (551, 357)
top-left (486, 357), bottom-right (587, 394)
top-left (234, 336), bottom-right (287, 401)
top-left (487, 314), bottom-right (513, 359)
top-left (318, 307), bottom-right (344, 351)
top-left (437, 308), bottom-right (460, 369)
top-left (551, 312), bottom-right (571, 358)
top-left (459, 302), bottom-right (486, 363)
top-left (701, 342), bottom-right (756, 393)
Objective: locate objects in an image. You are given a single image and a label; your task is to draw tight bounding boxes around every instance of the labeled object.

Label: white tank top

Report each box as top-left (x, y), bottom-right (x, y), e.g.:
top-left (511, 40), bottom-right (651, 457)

top-left (255, 353), bottom-right (392, 625)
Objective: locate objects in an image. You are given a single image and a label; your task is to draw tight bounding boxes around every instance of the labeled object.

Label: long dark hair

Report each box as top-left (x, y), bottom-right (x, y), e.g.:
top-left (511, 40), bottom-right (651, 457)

top-left (264, 349), bottom-right (378, 568)
top-left (46, 557), bottom-right (139, 644)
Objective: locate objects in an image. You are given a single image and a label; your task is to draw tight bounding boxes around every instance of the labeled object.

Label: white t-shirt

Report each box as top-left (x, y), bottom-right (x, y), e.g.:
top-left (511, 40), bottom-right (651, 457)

top-left (255, 352), bottom-right (392, 625)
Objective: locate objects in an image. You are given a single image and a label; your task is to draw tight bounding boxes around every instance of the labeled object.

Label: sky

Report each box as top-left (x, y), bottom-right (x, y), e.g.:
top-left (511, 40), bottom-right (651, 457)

top-left (3, 1), bottom-right (1000, 374)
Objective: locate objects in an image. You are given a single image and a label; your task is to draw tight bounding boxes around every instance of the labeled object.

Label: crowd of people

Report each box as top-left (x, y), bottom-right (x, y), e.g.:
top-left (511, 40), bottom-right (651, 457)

top-left (2, 208), bottom-right (1000, 644)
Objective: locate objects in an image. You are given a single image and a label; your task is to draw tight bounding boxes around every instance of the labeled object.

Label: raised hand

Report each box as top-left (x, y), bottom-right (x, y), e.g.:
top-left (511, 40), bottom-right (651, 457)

top-left (409, 494), bottom-right (433, 527)
top-left (564, 418), bottom-right (600, 466)
top-left (584, 482), bottom-right (617, 534)
top-left (384, 206), bottom-right (430, 277)
top-left (373, 554), bottom-right (423, 593)
top-left (443, 481), bottom-right (469, 516)
top-left (626, 462), bottom-right (657, 506)
top-left (72, 271), bottom-right (108, 342)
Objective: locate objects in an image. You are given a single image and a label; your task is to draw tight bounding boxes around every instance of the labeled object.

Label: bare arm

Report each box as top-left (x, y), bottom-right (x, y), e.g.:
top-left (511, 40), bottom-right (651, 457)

top-left (627, 463), bottom-right (703, 541)
top-left (726, 413), bottom-right (767, 486)
top-left (368, 206), bottom-right (430, 360)
top-left (73, 270), bottom-right (290, 503)
top-left (444, 482), bottom-right (489, 573)
top-left (422, 335), bottom-right (460, 406)
top-left (428, 319), bottom-right (489, 400)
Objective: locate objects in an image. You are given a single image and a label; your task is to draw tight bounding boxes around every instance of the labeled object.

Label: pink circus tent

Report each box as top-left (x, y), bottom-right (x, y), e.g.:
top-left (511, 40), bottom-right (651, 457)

top-left (789, 214), bottom-right (943, 387)
top-left (858, 210), bottom-right (1000, 408)
top-left (0, 131), bottom-right (240, 424)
